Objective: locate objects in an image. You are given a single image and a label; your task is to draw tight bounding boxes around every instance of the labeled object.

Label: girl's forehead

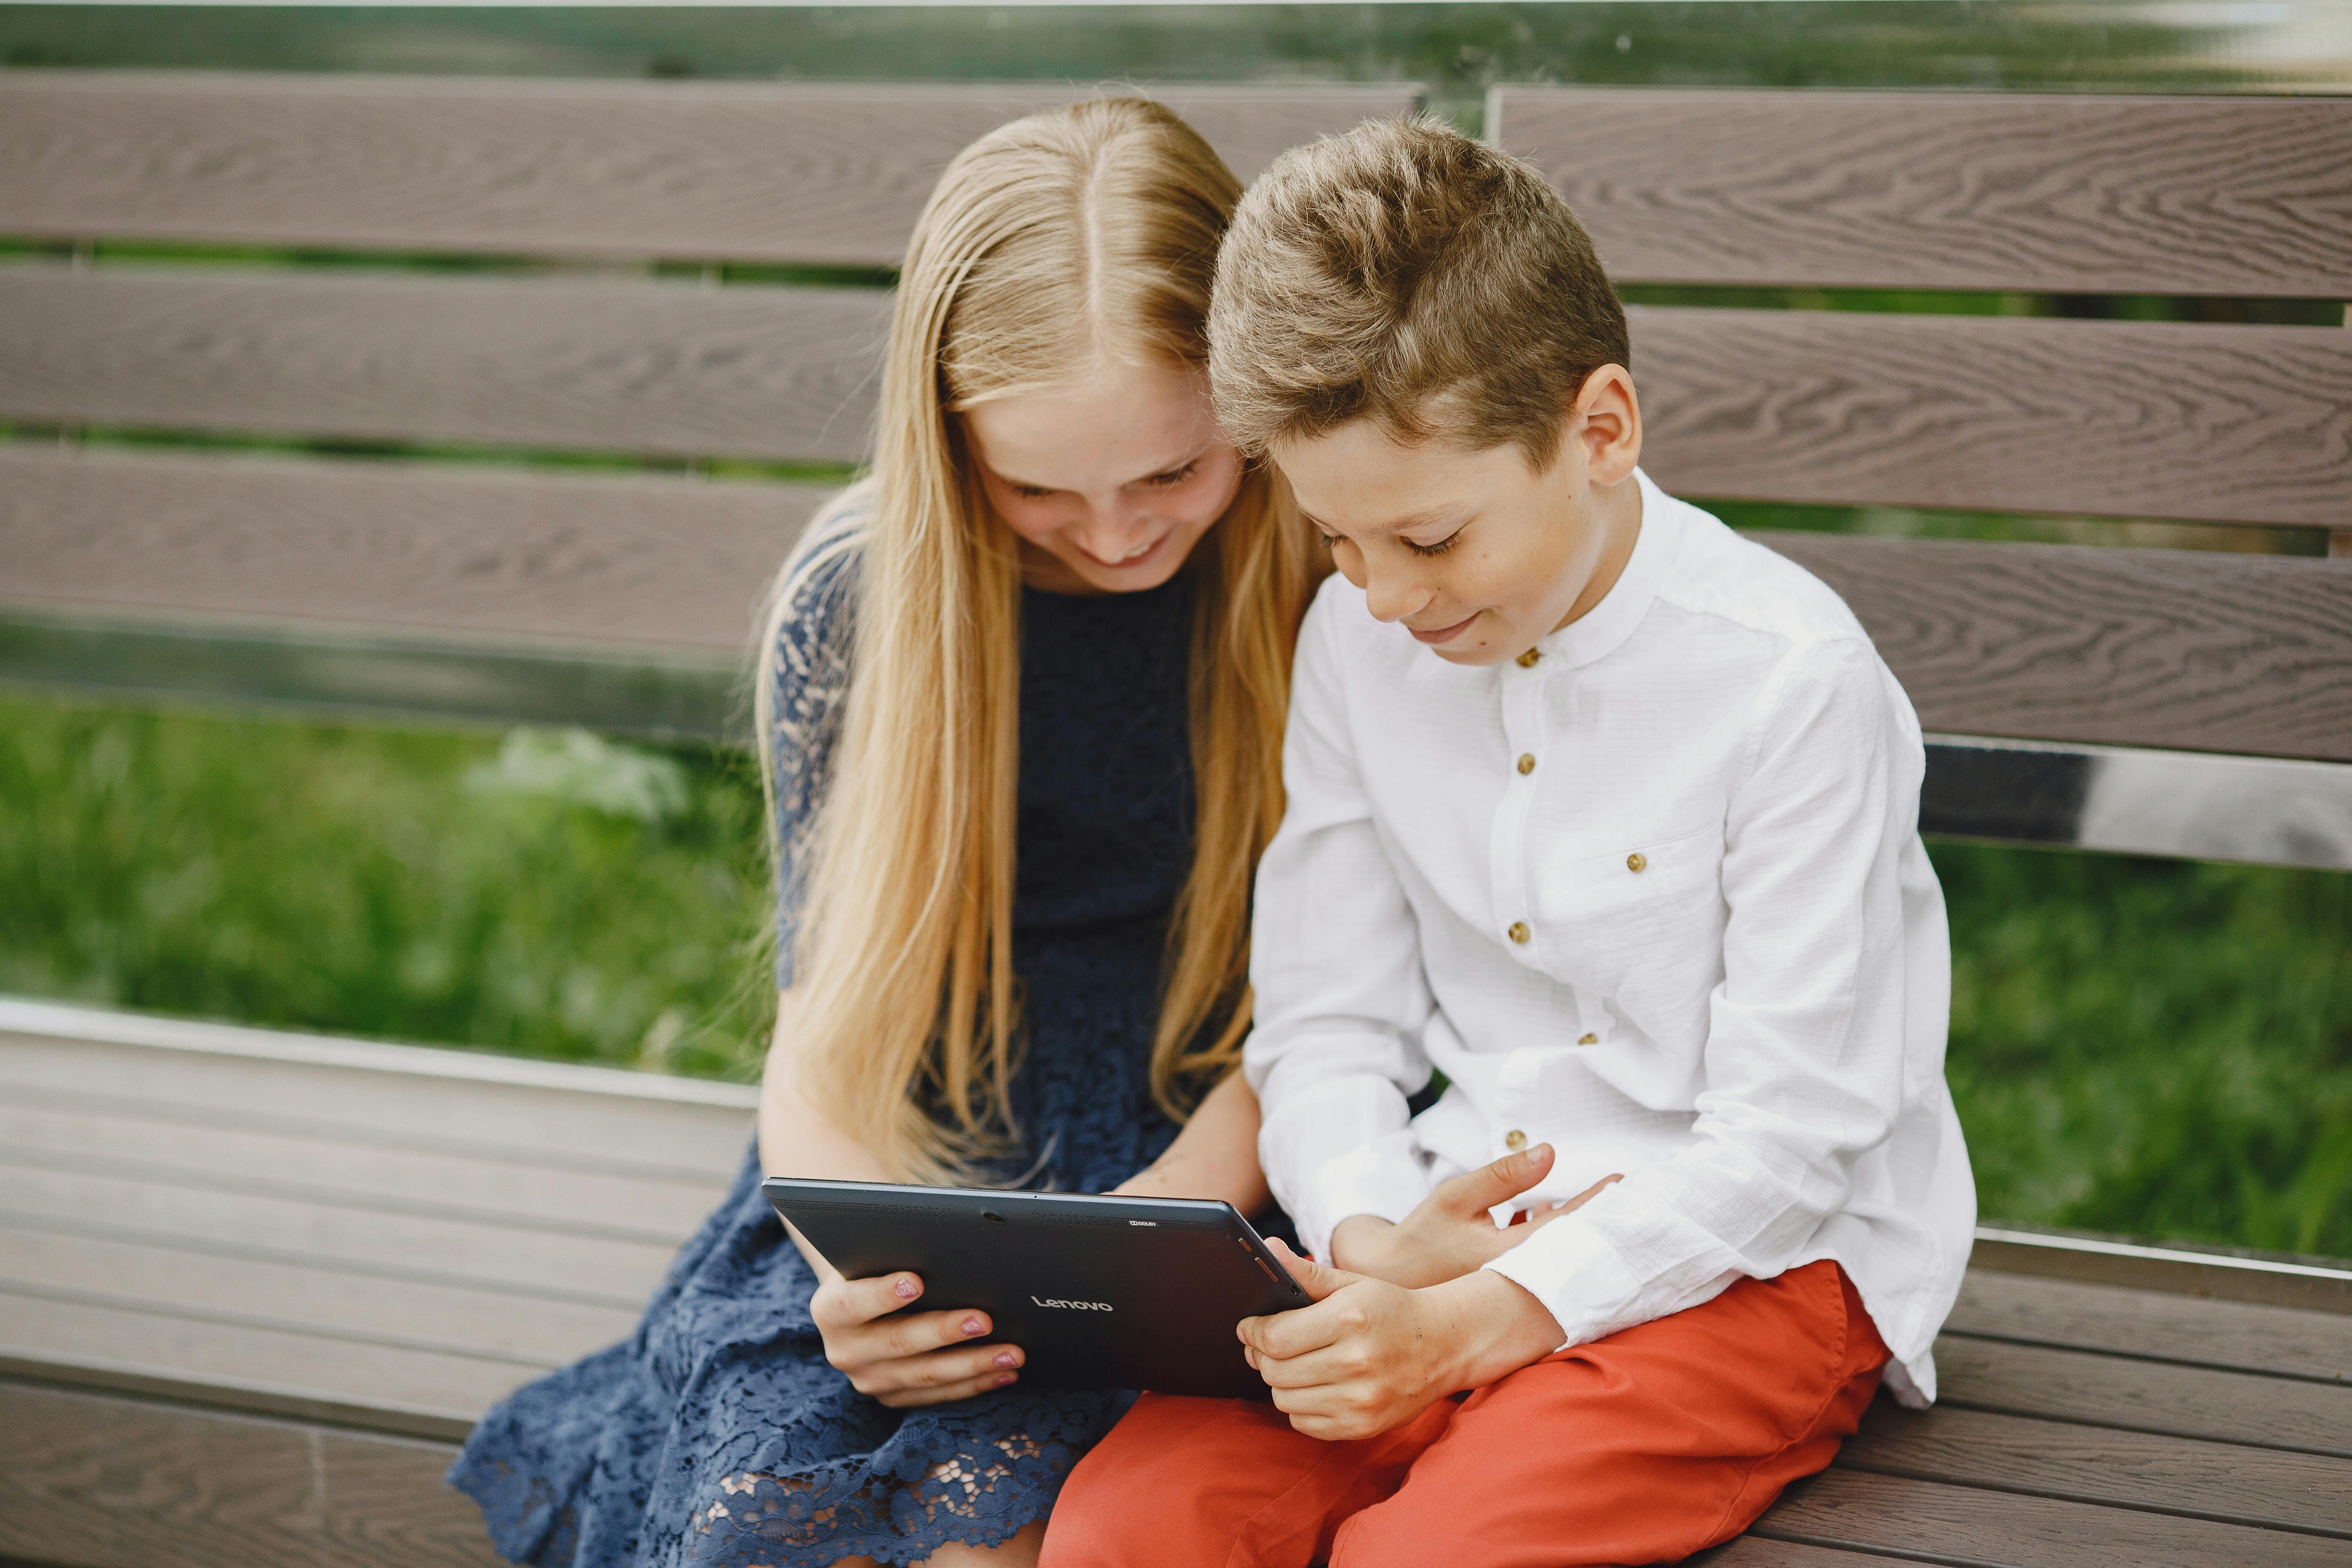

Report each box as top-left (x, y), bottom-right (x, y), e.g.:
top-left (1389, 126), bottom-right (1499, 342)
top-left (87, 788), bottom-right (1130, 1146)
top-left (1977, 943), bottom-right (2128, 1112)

top-left (962, 361), bottom-right (1220, 488)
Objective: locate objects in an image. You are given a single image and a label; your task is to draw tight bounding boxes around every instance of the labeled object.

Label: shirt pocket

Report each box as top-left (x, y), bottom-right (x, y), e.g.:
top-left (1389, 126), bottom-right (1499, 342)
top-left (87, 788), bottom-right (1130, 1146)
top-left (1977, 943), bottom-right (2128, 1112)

top-left (1530, 824), bottom-right (1726, 993)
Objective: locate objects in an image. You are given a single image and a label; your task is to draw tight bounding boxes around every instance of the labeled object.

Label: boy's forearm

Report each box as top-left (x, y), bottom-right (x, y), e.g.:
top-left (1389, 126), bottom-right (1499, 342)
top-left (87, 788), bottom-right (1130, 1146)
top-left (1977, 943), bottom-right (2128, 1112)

top-left (1112, 1070), bottom-right (1272, 1212)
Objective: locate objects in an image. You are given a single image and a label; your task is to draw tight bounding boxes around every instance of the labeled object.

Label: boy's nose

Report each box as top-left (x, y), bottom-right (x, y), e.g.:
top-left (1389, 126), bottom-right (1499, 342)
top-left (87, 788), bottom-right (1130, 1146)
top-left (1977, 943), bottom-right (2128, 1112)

top-left (1360, 568), bottom-right (1431, 625)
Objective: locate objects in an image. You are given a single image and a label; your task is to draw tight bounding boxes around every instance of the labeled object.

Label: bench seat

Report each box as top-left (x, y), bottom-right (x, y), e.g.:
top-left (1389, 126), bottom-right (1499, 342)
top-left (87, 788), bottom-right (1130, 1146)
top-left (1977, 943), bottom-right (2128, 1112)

top-left (2, 998), bottom-right (2345, 1567)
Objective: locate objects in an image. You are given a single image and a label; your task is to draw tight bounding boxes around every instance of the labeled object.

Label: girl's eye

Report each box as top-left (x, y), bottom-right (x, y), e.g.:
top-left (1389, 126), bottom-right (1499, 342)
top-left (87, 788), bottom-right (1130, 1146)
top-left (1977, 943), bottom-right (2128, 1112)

top-left (1010, 483), bottom-right (1055, 500)
top-left (1403, 531), bottom-right (1462, 558)
top-left (1314, 532), bottom-right (1340, 551)
top-left (1143, 461), bottom-right (1198, 489)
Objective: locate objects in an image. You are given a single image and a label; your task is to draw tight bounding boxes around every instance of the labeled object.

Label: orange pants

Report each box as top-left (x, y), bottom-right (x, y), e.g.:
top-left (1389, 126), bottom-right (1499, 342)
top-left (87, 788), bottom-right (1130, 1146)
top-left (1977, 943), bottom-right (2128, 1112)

top-left (1040, 1259), bottom-right (1886, 1568)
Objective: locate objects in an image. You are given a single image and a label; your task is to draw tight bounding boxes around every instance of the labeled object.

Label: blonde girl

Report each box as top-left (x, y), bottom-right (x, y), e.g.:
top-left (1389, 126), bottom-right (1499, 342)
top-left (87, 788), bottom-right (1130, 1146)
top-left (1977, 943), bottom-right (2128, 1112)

top-left (449, 98), bottom-right (1322, 1568)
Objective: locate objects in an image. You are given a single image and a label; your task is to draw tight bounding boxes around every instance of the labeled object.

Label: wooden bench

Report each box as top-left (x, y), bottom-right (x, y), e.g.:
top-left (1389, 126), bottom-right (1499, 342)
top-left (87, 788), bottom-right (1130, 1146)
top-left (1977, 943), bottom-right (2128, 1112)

top-left (3, 71), bottom-right (2350, 1566)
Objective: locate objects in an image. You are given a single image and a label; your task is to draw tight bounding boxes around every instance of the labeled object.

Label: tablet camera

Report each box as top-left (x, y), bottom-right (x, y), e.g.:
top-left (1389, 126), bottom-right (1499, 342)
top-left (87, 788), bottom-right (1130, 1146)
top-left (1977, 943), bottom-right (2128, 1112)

top-left (982, 1210), bottom-right (1006, 1224)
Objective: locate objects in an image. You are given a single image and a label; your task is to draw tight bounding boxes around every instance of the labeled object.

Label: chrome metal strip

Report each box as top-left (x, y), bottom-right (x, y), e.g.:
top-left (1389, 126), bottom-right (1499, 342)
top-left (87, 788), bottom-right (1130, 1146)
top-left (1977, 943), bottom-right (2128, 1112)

top-left (1923, 734), bottom-right (2352, 872)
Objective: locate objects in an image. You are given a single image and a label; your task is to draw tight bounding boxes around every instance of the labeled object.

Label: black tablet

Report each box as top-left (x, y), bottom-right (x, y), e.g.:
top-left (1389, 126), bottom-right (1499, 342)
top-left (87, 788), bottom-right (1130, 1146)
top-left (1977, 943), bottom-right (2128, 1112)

top-left (762, 1178), bottom-right (1304, 1399)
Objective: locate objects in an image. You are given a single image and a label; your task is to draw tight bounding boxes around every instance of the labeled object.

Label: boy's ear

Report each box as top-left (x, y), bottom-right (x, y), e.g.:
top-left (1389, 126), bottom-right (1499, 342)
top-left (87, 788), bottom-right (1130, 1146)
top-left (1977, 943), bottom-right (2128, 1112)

top-left (1571, 365), bottom-right (1642, 487)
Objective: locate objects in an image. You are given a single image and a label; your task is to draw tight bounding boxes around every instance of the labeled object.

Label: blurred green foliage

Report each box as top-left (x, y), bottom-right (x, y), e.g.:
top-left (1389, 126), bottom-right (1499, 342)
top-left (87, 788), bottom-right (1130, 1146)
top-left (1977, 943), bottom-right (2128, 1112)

top-left (0, 690), bottom-right (776, 1080)
top-left (3, 689), bottom-right (2345, 1257)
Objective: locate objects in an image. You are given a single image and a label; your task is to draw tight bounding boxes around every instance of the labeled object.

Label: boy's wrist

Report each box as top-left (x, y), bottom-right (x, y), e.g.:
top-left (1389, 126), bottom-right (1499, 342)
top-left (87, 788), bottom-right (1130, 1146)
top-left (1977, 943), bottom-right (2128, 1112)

top-left (1428, 1268), bottom-right (1566, 1392)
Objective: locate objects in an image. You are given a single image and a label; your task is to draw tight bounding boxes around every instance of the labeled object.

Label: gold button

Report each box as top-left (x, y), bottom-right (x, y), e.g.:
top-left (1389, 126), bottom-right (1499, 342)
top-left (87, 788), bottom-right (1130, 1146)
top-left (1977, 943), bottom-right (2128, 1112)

top-left (1504, 1129), bottom-right (1528, 1152)
top-left (1507, 921), bottom-right (1530, 944)
top-left (1578, 1033), bottom-right (1599, 1045)
top-left (1516, 753), bottom-right (1536, 776)
top-left (1626, 852), bottom-right (1648, 873)
top-left (1516, 649), bottom-right (1541, 668)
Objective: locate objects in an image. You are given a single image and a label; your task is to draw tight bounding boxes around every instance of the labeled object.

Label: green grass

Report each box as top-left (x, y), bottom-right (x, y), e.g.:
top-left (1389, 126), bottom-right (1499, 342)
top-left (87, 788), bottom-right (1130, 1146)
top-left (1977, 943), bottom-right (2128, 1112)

top-left (2, 689), bottom-right (2346, 1258)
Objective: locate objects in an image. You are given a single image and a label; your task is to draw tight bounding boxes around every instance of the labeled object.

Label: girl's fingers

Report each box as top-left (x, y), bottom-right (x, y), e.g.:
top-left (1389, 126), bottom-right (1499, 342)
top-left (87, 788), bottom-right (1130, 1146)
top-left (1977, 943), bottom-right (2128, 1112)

top-left (878, 1365), bottom-right (1022, 1409)
top-left (868, 1339), bottom-right (1024, 1394)
top-left (829, 1306), bottom-right (996, 1373)
top-left (811, 1271), bottom-right (927, 1332)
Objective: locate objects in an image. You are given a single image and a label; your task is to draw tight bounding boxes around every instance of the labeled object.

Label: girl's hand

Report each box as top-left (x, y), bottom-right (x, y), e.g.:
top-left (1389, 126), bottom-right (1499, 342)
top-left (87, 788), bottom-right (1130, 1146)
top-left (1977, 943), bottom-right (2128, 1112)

top-left (1328, 1145), bottom-right (1620, 1289)
top-left (1237, 1240), bottom-right (1565, 1441)
top-left (809, 1268), bottom-right (1024, 1408)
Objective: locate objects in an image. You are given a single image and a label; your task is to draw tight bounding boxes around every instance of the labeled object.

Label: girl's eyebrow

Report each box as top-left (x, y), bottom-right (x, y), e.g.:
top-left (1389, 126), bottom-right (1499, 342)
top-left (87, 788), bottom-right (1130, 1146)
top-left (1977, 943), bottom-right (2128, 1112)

top-left (991, 440), bottom-right (1212, 494)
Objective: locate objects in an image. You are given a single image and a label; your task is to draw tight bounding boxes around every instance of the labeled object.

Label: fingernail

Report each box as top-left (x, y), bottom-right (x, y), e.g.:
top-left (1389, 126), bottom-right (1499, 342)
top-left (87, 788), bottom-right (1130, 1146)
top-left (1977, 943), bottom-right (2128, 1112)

top-left (962, 1316), bottom-right (986, 1336)
top-left (993, 1350), bottom-right (1019, 1369)
top-left (992, 1372), bottom-right (1018, 1388)
top-left (893, 1277), bottom-right (919, 1300)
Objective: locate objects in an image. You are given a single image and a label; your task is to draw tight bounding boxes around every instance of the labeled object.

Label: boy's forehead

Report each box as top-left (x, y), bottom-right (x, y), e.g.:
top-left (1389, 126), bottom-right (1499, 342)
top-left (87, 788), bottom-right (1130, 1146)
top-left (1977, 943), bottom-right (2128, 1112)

top-left (1275, 421), bottom-right (1501, 532)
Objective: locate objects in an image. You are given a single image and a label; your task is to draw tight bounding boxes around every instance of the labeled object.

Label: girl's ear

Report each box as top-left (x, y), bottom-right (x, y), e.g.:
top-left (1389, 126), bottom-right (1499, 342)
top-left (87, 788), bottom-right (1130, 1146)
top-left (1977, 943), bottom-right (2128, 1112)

top-left (1573, 365), bottom-right (1643, 487)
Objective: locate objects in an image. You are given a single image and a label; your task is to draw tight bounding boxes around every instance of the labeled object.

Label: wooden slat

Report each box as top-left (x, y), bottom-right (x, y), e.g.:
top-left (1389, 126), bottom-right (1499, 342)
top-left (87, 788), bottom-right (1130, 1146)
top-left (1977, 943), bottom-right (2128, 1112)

top-left (1840, 1403), bottom-right (2352, 1537)
top-left (1689, 1543), bottom-right (1910, 1567)
top-left (1971, 1230), bottom-right (2352, 1316)
top-left (1947, 1270), bottom-right (2351, 1383)
top-left (0, 1226), bottom-right (635, 1369)
top-left (4, 1165), bottom-right (677, 1307)
top-left (1756, 1469), bottom-right (2342, 1567)
top-left (0, 1022), bottom-right (756, 1181)
top-left (0, 1288), bottom-right (528, 1428)
top-left (1934, 1335), bottom-right (2352, 1457)
top-left (0, 1101), bottom-right (728, 1242)
top-left (1490, 89), bottom-right (2352, 297)
top-left (0, 1381), bottom-right (498, 1568)
top-left (0, 73), bottom-right (1423, 265)
top-left (1750, 531), bottom-right (2352, 763)
top-left (1634, 307), bottom-right (2352, 527)
top-left (0, 265), bottom-right (889, 463)
top-left (0, 447), bottom-right (829, 656)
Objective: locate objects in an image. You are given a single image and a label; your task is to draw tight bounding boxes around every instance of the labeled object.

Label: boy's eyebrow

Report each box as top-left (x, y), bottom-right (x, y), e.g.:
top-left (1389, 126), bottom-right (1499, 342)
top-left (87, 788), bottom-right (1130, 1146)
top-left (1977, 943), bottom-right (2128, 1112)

top-left (1301, 503), bottom-right (1464, 537)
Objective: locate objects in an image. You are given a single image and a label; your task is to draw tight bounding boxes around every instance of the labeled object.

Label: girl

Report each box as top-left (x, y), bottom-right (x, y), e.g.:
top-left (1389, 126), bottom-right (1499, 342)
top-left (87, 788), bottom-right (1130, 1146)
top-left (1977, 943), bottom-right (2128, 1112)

top-left (449, 98), bottom-right (1323, 1568)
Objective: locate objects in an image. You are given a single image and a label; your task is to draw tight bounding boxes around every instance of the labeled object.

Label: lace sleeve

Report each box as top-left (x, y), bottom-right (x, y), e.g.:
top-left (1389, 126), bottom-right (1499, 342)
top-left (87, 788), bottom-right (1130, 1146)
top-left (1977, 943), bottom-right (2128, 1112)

top-left (760, 484), bottom-right (869, 989)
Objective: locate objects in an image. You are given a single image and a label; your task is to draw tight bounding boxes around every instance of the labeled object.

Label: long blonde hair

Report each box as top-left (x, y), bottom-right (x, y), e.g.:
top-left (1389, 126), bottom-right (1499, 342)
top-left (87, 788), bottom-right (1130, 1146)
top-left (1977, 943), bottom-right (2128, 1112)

top-left (759, 98), bottom-right (1323, 1184)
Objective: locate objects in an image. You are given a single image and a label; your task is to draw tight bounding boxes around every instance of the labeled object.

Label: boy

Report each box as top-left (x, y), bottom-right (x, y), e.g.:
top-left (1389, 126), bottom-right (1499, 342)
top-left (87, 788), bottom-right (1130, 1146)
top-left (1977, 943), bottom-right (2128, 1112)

top-left (1040, 118), bottom-right (1973, 1566)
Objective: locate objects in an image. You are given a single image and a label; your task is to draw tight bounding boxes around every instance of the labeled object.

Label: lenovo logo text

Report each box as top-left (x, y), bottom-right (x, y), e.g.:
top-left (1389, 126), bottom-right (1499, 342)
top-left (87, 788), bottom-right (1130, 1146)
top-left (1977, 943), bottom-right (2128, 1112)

top-left (1031, 1296), bottom-right (1114, 1312)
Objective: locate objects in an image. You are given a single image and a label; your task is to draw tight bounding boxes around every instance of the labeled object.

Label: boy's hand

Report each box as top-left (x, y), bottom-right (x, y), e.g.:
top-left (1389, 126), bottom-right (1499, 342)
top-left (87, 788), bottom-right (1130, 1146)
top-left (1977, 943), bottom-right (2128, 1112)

top-left (1330, 1144), bottom-right (1621, 1289)
top-left (1238, 1239), bottom-right (1566, 1441)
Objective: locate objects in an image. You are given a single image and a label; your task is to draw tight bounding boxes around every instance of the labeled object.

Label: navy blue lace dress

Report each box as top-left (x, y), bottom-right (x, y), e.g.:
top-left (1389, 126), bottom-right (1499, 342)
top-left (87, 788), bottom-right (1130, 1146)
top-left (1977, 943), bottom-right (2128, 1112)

top-left (448, 492), bottom-right (1207, 1566)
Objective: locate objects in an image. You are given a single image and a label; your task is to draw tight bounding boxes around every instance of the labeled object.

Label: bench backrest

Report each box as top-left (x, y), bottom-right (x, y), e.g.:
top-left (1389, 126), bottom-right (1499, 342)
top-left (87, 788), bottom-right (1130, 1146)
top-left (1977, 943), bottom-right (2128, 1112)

top-left (1488, 87), bottom-right (2352, 870)
top-left (3, 75), bottom-right (2346, 869)
top-left (0, 74), bottom-right (1417, 728)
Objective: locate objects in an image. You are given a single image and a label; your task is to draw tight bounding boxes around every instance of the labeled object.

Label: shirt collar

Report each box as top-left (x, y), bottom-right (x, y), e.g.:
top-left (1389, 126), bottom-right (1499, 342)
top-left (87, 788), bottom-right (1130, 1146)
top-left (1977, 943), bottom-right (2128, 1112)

top-left (1535, 466), bottom-right (1678, 670)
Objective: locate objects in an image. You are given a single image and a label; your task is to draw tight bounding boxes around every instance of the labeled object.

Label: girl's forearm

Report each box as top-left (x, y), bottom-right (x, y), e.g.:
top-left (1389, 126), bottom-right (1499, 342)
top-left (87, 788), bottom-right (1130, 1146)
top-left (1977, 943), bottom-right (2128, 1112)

top-left (1112, 1068), bottom-right (1272, 1213)
top-left (757, 990), bottom-right (891, 1277)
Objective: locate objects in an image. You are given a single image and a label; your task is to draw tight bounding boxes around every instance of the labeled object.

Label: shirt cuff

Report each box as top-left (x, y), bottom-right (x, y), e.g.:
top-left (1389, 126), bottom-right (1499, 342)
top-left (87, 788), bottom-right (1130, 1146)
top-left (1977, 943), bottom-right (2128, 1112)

top-left (1482, 1215), bottom-right (1648, 1350)
top-left (1300, 1129), bottom-right (1432, 1262)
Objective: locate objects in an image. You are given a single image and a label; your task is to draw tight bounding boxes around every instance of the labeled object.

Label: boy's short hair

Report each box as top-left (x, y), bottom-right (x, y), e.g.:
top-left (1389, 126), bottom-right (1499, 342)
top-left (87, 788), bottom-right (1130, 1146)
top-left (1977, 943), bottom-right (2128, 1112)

top-left (1208, 115), bottom-right (1628, 470)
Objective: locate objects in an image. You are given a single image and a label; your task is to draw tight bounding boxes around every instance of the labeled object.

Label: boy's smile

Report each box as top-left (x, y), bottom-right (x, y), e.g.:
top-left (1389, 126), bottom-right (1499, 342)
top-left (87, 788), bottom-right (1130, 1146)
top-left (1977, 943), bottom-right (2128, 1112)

top-left (1270, 366), bottom-right (1647, 667)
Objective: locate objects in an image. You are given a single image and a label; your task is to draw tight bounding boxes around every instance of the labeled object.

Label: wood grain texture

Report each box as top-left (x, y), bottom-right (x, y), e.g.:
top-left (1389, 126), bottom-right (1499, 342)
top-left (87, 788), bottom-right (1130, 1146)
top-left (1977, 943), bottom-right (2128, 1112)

top-left (1947, 1270), bottom-right (2352, 1383)
top-left (1755, 1469), bottom-right (2343, 1567)
top-left (0, 1381), bottom-right (498, 1568)
top-left (1635, 307), bottom-right (2352, 527)
top-left (1749, 531), bottom-right (2352, 763)
top-left (1970, 1235), bottom-right (2352, 1316)
top-left (0, 1223), bottom-right (636, 1370)
top-left (1490, 89), bottom-right (2352, 297)
top-left (1687, 1542), bottom-right (1910, 1567)
top-left (0, 1033), bottom-right (755, 1183)
top-left (0, 447), bottom-right (830, 655)
top-left (0, 1286), bottom-right (529, 1427)
top-left (0, 1101), bottom-right (729, 1242)
top-left (1840, 1402), bottom-right (2352, 1536)
top-left (1933, 1335), bottom-right (2352, 1457)
top-left (0, 265), bottom-right (889, 462)
top-left (0, 73), bottom-right (1421, 265)
top-left (5, 1163), bottom-right (676, 1308)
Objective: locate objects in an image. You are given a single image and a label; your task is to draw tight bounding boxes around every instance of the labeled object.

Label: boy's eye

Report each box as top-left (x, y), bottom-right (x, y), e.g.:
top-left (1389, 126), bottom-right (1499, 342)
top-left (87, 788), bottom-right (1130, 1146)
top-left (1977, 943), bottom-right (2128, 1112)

top-left (1142, 461), bottom-right (1198, 489)
top-left (1403, 530), bottom-right (1463, 558)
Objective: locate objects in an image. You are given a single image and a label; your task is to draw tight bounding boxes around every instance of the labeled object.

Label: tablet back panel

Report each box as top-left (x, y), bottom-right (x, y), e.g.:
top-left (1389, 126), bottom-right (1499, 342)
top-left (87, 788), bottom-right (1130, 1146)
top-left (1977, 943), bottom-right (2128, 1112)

top-left (762, 1180), bottom-right (1304, 1399)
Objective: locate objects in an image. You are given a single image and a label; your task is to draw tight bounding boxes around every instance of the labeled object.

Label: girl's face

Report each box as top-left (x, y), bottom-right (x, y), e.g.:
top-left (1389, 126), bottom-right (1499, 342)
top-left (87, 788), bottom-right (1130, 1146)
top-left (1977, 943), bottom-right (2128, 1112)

top-left (962, 358), bottom-right (1245, 595)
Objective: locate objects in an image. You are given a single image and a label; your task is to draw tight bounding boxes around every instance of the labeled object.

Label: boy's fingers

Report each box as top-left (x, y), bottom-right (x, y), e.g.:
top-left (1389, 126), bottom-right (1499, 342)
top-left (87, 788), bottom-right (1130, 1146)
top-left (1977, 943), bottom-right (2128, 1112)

top-left (1264, 1237), bottom-right (1355, 1303)
top-left (1559, 1172), bottom-right (1625, 1213)
top-left (1437, 1144), bottom-right (1556, 1217)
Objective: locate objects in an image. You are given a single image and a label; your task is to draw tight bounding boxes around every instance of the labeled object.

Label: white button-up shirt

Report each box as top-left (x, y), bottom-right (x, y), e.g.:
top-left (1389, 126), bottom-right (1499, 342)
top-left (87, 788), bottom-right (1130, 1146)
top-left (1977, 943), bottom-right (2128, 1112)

top-left (1244, 470), bottom-right (1973, 1405)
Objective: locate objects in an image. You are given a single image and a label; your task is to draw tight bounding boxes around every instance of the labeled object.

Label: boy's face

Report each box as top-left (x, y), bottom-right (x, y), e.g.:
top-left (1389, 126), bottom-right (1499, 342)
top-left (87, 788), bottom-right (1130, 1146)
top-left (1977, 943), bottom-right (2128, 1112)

top-left (1272, 368), bottom-right (1643, 666)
